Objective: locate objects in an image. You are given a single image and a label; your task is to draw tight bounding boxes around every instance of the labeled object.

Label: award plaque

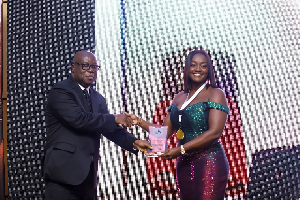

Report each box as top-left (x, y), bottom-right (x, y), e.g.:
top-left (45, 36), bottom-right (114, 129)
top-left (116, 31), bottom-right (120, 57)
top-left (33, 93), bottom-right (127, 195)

top-left (147, 126), bottom-right (168, 157)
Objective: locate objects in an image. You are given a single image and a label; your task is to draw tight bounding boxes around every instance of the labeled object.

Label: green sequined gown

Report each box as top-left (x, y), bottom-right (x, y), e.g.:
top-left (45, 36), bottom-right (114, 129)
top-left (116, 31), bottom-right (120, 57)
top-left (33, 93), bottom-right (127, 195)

top-left (168, 102), bottom-right (230, 200)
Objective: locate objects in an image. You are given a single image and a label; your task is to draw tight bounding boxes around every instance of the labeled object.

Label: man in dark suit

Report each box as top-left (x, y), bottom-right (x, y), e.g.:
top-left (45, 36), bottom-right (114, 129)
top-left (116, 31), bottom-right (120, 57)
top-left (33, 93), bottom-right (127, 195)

top-left (43, 50), bottom-right (151, 200)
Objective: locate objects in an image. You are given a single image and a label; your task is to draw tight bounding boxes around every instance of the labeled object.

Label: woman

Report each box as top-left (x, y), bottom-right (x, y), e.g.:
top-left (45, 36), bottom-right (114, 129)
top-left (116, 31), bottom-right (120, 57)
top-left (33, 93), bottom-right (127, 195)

top-left (128, 49), bottom-right (229, 199)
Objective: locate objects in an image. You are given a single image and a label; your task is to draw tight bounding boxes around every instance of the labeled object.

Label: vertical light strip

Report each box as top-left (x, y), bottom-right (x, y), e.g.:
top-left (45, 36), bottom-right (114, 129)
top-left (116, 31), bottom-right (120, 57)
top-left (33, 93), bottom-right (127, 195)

top-left (2, 1), bottom-right (7, 199)
top-left (119, 0), bottom-right (130, 198)
top-left (120, 0), bottom-right (127, 111)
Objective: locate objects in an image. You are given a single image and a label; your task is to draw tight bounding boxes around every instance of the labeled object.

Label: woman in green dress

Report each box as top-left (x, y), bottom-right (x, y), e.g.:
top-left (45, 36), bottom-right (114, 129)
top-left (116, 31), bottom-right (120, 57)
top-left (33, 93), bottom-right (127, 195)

top-left (128, 49), bottom-right (229, 199)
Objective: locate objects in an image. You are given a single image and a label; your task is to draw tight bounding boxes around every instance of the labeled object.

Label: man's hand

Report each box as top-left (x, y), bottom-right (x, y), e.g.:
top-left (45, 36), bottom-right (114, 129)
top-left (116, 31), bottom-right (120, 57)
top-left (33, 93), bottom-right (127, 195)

top-left (134, 140), bottom-right (152, 153)
top-left (124, 112), bottom-right (138, 125)
top-left (114, 114), bottom-right (133, 128)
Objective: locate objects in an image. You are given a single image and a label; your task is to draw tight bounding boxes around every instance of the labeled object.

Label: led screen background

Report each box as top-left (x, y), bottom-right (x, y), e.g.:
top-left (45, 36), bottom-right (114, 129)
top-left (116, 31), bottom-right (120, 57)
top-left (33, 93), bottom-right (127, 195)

top-left (95, 0), bottom-right (300, 199)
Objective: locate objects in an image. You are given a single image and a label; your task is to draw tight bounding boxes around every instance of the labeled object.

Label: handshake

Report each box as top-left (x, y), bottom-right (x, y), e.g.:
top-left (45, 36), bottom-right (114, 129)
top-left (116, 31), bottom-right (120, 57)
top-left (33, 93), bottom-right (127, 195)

top-left (114, 112), bottom-right (153, 153)
top-left (114, 112), bottom-right (140, 128)
top-left (114, 112), bottom-right (176, 159)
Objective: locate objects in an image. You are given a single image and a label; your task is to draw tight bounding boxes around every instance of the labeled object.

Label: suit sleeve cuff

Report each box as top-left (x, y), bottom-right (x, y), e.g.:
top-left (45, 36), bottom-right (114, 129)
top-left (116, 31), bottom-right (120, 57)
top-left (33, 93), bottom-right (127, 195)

top-left (133, 139), bottom-right (138, 151)
top-left (132, 139), bottom-right (138, 154)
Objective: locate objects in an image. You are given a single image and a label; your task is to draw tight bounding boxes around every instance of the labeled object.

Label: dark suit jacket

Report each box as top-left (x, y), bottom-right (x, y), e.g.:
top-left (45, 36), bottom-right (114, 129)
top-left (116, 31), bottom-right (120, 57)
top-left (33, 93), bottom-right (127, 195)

top-left (43, 76), bottom-right (137, 185)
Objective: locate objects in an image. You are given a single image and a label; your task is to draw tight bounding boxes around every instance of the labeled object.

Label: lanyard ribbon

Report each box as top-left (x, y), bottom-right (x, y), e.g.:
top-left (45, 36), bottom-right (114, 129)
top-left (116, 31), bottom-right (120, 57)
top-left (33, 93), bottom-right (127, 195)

top-left (179, 82), bottom-right (206, 122)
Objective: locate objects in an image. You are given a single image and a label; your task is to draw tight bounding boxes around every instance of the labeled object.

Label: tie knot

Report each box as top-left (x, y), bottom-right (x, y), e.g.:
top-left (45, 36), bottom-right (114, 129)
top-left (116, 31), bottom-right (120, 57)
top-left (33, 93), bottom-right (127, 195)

top-left (83, 89), bottom-right (89, 96)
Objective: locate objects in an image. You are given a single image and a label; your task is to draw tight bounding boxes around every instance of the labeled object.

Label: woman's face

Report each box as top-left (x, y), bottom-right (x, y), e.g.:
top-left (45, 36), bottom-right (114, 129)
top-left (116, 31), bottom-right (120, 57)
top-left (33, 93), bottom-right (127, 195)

top-left (188, 53), bottom-right (209, 84)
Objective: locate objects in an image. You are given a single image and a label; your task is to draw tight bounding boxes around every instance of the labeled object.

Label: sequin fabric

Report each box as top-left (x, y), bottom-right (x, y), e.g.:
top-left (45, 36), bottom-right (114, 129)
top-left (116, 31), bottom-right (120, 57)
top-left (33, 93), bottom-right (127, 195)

top-left (169, 102), bottom-right (230, 200)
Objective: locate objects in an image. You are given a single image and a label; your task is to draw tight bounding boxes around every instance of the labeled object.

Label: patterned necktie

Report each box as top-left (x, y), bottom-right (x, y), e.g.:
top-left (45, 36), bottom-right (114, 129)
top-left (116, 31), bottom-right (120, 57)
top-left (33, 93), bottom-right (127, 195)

top-left (83, 89), bottom-right (92, 112)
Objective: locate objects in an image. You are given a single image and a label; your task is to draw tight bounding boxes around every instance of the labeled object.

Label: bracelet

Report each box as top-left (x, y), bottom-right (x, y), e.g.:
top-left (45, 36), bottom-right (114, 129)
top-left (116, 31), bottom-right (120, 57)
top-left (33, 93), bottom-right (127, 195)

top-left (180, 145), bottom-right (185, 155)
top-left (137, 117), bottom-right (143, 126)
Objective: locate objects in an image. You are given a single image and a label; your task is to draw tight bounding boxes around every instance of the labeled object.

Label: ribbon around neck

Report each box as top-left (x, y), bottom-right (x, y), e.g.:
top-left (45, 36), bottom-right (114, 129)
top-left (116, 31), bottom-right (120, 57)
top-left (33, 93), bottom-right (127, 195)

top-left (180, 82), bottom-right (207, 111)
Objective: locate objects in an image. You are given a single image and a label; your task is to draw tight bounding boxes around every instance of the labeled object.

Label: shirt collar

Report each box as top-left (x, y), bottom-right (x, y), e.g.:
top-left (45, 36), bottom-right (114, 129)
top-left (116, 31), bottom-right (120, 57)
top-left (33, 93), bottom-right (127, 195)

top-left (78, 84), bottom-right (90, 94)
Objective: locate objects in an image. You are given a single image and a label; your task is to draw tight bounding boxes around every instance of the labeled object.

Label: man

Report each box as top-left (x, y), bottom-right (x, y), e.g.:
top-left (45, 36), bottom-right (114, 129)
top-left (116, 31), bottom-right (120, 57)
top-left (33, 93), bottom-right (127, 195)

top-left (43, 51), bottom-right (151, 199)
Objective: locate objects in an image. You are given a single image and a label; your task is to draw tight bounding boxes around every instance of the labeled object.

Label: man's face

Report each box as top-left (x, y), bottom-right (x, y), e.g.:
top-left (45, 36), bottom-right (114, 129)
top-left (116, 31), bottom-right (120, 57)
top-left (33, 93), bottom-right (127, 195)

top-left (71, 52), bottom-right (98, 88)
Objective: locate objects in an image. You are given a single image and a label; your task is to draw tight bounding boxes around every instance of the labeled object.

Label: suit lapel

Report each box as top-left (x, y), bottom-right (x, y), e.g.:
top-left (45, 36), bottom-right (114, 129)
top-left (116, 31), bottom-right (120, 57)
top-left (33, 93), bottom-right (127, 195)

top-left (68, 76), bottom-right (90, 112)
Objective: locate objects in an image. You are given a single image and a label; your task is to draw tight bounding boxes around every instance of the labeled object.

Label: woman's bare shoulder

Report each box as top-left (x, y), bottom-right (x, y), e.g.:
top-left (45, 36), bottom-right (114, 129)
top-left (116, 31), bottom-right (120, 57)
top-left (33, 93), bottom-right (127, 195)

top-left (208, 88), bottom-right (227, 105)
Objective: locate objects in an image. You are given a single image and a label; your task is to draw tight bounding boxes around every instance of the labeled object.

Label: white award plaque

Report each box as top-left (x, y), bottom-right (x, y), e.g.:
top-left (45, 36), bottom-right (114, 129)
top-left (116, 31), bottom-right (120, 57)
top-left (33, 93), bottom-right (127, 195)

top-left (147, 126), bottom-right (168, 157)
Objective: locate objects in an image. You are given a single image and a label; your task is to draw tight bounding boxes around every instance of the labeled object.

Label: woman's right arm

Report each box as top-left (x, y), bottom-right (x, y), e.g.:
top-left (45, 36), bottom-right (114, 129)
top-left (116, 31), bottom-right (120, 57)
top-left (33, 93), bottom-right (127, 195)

top-left (126, 91), bottom-right (184, 137)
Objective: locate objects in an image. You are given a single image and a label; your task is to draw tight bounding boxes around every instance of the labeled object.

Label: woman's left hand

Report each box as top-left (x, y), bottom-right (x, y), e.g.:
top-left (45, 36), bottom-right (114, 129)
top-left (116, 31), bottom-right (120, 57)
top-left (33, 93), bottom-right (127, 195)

top-left (159, 147), bottom-right (181, 160)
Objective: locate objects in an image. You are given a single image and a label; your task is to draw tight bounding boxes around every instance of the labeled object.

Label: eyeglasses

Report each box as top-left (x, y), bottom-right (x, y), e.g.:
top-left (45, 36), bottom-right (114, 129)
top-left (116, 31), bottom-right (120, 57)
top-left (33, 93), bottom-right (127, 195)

top-left (74, 62), bottom-right (100, 71)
